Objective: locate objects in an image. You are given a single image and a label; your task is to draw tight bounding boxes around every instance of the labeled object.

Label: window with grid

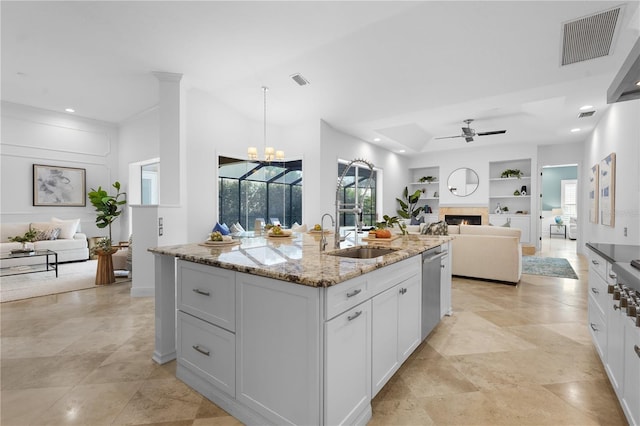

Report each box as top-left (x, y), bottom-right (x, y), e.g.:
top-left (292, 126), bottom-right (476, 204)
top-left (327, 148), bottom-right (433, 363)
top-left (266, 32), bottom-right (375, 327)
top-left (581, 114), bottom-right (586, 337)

top-left (561, 179), bottom-right (577, 217)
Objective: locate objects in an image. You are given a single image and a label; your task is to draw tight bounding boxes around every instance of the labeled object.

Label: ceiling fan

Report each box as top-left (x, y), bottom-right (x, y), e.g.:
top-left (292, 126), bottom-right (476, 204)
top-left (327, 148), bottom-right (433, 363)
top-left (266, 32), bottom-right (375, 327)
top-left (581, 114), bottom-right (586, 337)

top-left (435, 119), bottom-right (507, 143)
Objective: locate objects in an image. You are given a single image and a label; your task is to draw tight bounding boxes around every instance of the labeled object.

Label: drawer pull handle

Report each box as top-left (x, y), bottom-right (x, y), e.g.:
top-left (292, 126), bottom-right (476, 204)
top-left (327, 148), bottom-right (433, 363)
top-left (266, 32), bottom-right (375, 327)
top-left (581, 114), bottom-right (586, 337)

top-left (346, 289), bottom-right (362, 298)
top-left (192, 345), bottom-right (210, 356)
top-left (347, 310), bottom-right (362, 321)
top-left (613, 304), bottom-right (621, 311)
top-left (590, 323), bottom-right (599, 332)
top-left (635, 345), bottom-right (640, 358)
top-left (193, 289), bottom-right (210, 296)
top-left (591, 287), bottom-right (599, 294)
top-left (592, 260), bottom-right (599, 265)
top-left (609, 273), bottom-right (617, 279)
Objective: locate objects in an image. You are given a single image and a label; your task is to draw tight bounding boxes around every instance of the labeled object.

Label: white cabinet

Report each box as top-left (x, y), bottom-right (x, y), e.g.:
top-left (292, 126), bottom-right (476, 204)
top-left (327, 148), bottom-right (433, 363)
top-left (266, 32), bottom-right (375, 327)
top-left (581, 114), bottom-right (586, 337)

top-left (325, 300), bottom-right (372, 426)
top-left (408, 166), bottom-right (440, 217)
top-left (236, 272), bottom-right (321, 426)
top-left (623, 319), bottom-right (640, 426)
top-left (371, 274), bottom-right (421, 396)
top-left (606, 298), bottom-right (626, 395)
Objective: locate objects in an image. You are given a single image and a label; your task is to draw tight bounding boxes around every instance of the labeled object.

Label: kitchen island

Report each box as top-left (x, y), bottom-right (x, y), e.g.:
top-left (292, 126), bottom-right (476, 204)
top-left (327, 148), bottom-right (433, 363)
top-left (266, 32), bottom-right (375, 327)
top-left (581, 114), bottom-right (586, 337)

top-left (150, 232), bottom-right (452, 426)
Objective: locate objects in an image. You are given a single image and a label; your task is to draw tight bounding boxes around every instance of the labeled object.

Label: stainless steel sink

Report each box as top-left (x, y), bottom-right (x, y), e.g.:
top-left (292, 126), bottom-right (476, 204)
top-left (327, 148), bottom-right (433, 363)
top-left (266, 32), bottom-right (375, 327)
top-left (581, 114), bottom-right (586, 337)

top-left (327, 247), bottom-right (399, 259)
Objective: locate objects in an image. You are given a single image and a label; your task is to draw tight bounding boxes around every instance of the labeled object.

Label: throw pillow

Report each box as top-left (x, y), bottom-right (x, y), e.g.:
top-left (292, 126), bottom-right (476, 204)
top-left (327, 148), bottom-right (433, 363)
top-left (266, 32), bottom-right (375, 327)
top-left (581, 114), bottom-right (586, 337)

top-left (212, 222), bottom-right (230, 236)
top-left (234, 222), bottom-right (245, 232)
top-left (51, 217), bottom-right (80, 239)
top-left (34, 227), bottom-right (61, 241)
top-left (421, 220), bottom-right (448, 235)
top-left (410, 216), bottom-right (425, 226)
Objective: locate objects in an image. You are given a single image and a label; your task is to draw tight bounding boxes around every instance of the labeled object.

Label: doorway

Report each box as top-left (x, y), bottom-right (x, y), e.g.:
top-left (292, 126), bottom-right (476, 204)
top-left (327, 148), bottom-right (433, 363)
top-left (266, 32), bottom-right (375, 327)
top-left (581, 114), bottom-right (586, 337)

top-left (539, 164), bottom-right (578, 255)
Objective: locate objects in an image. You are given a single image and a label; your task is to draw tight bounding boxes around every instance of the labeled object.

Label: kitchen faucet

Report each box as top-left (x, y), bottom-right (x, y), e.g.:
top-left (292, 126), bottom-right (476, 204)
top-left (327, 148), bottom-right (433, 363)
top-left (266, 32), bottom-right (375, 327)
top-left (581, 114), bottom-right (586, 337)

top-left (320, 213), bottom-right (335, 251)
top-left (335, 158), bottom-right (375, 249)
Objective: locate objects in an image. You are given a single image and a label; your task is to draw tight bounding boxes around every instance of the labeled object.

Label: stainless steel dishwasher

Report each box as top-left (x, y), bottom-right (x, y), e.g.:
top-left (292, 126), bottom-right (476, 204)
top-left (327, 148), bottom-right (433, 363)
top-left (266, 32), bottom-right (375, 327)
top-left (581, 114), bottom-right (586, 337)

top-left (421, 246), bottom-right (447, 340)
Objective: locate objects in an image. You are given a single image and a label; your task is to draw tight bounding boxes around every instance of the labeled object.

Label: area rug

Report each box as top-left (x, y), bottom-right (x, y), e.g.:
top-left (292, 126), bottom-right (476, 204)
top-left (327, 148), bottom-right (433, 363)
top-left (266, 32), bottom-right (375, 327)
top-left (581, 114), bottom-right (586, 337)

top-left (0, 260), bottom-right (131, 303)
top-left (522, 256), bottom-right (579, 280)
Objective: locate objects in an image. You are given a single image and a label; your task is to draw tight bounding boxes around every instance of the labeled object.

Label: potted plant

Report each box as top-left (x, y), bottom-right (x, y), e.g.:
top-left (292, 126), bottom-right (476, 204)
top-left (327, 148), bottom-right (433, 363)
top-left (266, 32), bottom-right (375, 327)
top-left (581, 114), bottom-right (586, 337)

top-left (88, 181), bottom-right (127, 242)
top-left (8, 228), bottom-right (38, 253)
top-left (396, 186), bottom-right (424, 221)
top-left (375, 214), bottom-right (407, 235)
top-left (500, 169), bottom-right (522, 179)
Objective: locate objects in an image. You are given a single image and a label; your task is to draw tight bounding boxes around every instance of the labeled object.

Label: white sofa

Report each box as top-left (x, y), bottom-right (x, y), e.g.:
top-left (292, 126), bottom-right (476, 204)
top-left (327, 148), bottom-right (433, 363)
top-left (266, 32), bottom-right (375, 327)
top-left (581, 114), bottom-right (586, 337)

top-left (449, 225), bottom-right (522, 284)
top-left (1, 219), bottom-right (89, 267)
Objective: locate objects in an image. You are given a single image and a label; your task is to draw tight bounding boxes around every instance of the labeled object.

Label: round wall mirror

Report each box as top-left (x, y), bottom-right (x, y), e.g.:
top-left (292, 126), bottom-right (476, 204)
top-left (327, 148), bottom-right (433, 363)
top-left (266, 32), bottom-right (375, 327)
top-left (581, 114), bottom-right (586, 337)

top-left (447, 168), bottom-right (479, 197)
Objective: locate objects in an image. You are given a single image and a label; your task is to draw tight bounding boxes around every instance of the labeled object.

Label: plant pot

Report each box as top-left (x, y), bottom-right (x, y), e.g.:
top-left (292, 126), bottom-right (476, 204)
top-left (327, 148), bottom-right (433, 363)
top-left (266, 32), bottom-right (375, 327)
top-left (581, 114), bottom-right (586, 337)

top-left (95, 249), bottom-right (116, 285)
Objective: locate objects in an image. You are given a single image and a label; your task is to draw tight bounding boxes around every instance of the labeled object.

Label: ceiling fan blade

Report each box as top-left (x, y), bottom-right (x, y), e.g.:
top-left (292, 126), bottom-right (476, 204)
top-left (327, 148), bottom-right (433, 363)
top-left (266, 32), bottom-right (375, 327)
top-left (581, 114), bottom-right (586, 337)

top-left (465, 136), bottom-right (474, 143)
top-left (434, 135), bottom-right (463, 140)
top-left (477, 130), bottom-right (507, 136)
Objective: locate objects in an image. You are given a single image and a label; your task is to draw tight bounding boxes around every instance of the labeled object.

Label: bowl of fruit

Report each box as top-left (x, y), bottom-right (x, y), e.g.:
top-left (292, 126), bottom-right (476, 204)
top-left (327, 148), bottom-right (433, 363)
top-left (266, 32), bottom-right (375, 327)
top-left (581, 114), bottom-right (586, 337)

top-left (267, 225), bottom-right (292, 237)
top-left (204, 231), bottom-right (234, 245)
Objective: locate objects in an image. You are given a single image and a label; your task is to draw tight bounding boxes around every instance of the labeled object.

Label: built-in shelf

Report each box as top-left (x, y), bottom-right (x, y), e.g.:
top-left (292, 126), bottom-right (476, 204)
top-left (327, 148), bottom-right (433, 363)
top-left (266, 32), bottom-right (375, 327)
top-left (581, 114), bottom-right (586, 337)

top-left (489, 159), bottom-right (533, 243)
top-left (408, 166), bottom-right (440, 217)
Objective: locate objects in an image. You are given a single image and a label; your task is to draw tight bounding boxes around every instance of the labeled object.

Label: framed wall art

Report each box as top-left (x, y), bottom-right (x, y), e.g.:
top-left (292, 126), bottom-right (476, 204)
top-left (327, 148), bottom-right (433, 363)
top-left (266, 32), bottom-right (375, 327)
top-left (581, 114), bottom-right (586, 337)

top-left (33, 164), bottom-right (86, 207)
top-left (589, 163), bottom-right (599, 224)
top-left (599, 153), bottom-right (616, 227)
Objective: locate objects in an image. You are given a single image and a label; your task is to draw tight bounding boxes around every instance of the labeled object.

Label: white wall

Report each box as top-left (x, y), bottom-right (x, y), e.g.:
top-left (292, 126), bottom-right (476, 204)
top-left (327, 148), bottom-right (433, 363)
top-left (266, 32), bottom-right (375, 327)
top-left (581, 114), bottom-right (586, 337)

top-left (0, 102), bottom-right (120, 238)
top-left (583, 100), bottom-right (640, 245)
top-left (118, 107), bottom-right (160, 238)
top-left (320, 121), bottom-right (410, 222)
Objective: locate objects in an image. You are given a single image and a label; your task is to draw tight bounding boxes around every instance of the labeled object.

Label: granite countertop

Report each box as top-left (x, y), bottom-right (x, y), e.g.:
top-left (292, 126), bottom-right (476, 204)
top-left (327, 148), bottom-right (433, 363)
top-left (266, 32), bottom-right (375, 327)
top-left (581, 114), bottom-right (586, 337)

top-left (149, 233), bottom-right (452, 287)
top-left (585, 242), bottom-right (640, 264)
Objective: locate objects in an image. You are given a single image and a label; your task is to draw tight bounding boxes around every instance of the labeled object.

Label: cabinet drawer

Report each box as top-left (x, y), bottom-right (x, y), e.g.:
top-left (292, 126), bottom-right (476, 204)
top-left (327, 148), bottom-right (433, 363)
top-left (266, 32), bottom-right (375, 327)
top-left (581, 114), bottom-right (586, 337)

top-left (588, 271), bottom-right (608, 316)
top-left (177, 311), bottom-right (235, 397)
top-left (368, 256), bottom-right (421, 297)
top-left (177, 260), bottom-right (235, 331)
top-left (589, 251), bottom-right (607, 281)
top-left (326, 276), bottom-right (368, 320)
top-left (588, 295), bottom-right (607, 361)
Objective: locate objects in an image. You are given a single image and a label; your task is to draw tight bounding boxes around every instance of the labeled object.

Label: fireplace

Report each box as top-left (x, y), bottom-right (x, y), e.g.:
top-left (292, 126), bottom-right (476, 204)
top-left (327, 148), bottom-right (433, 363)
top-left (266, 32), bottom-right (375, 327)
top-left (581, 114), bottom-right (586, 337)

top-left (445, 215), bottom-right (482, 225)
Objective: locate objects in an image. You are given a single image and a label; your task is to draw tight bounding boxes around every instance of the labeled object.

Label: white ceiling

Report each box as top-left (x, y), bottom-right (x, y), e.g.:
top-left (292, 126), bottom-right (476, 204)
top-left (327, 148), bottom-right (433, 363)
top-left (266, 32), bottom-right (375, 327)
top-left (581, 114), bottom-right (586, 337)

top-left (2, 1), bottom-right (639, 155)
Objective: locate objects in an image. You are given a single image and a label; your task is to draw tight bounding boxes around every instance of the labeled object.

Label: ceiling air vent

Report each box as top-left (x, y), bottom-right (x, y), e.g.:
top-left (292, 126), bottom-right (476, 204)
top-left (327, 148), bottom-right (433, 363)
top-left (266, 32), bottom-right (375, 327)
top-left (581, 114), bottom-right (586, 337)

top-left (561, 6), bottom-right (621, 66)
top-left (290, 73), bottom-right (310, 86)
top-left (578, 110), bottom-right (596, 118)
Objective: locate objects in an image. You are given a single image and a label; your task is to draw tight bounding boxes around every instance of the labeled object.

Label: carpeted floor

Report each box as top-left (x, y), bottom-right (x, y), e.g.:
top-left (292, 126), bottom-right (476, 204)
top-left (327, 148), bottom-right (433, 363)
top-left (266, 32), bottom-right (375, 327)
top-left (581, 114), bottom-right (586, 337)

top-left (522, 256), bottom-right (579, 279)
top-left (0, 260), bottom-right (130, 302)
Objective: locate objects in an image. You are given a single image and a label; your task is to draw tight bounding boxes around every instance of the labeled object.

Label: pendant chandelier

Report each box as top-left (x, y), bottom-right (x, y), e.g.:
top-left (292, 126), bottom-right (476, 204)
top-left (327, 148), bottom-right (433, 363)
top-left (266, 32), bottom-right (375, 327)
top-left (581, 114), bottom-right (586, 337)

top-left (248, 86), bottom-right (284, 162)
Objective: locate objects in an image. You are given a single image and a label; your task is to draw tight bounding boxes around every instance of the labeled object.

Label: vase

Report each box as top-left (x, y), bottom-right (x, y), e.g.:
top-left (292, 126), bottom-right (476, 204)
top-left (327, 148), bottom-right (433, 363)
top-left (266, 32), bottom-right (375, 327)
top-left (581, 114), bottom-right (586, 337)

top-left (495, 203), bottom-right (502, 214)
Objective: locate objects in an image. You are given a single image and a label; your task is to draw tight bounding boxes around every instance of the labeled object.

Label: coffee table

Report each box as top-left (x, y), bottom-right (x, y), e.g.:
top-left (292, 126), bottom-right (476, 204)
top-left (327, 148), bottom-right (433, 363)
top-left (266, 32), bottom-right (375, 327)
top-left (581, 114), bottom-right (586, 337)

top-left (0, 249), bottom-right (58, 277)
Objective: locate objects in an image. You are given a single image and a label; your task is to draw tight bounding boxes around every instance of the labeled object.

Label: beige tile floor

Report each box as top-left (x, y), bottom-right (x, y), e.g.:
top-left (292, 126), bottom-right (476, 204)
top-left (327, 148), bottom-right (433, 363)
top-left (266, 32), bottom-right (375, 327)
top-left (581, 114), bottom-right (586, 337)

top-left (0, 238), bottom-right (627, 425)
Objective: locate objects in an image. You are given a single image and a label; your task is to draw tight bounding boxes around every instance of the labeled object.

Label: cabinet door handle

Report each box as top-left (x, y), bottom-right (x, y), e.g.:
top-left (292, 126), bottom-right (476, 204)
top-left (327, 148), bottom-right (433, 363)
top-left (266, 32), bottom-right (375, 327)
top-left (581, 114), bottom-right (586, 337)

top-left (346, 289), bottom-right (362, 298)
top-left (192, 345), bottom-right (210, 356)
top-left (613, 304), bottom-right (621, 311)
top-left (609, 273), bottom-right (617, 279)
top-left (193, 288), bottom-right (210, 296)
top-left (591, 260), bottom-right (599, 265)
top-left (591, 287), bottom-right (599, 294)
top-left (399, 288), bottom-right (407, 295)
top-left (635, 345), bottom-right (640, 358)
top-left (347, 310), bottom-right (362, 321)
top-left (590, 323), bottom-right (599, 332)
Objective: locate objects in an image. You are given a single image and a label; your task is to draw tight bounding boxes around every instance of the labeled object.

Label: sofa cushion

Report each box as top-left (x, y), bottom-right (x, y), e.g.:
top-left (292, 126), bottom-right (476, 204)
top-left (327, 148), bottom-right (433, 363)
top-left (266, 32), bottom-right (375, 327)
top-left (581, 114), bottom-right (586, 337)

top-left (410, 216), bottom-right (425, 226)
top-left (421, 220), bottom-right (448, 235)
top-left (34, 238), bottom-right (87, 251)
top-left (34, 227), bottom-right (61, 241)
top-left (1, 223), bottom-right (31, 243)
top-left (459, 224), bottom-right (521, 240)
top-left (51, 217), bottom-right (80, 239)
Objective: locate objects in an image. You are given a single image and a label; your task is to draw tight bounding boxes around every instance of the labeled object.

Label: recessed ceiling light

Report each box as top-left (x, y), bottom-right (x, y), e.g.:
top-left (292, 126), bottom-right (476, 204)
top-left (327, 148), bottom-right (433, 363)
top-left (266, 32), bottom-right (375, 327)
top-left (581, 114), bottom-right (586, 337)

top-left (579, 105), bottom-right (593, 110)
top-left (373, 138), bottom-right (381, 142)
top-left (570, 128), bottom-right (581, 132)
top-left (397, 149), bottom-right (406, 153)
top-left (65, 108), bottom-right (75, 113)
